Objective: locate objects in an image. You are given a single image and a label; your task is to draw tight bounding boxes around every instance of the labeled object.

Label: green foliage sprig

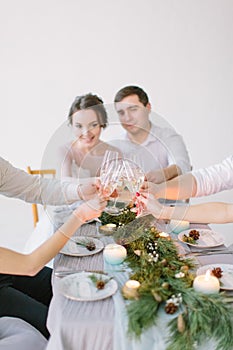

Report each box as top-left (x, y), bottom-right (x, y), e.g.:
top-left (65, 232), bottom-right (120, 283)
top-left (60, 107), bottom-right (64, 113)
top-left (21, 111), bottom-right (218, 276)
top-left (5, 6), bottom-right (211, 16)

top-left (123, 225), bottom-right (233, 350)
top-left (99, 204), bottom-right (137, 226)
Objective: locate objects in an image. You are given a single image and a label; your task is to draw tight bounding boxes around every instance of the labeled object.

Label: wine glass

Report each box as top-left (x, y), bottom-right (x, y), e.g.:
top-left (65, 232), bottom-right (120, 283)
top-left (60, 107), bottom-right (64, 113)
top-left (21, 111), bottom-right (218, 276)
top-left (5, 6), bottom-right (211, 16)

top-left (122, 159), bottom-right (145, 215)
top-left (99, 150), bottom-right (119, 182)
top-left (100, 152), bottom-right (123, 215)
top-left (107, 161), bottom-right (127, 215)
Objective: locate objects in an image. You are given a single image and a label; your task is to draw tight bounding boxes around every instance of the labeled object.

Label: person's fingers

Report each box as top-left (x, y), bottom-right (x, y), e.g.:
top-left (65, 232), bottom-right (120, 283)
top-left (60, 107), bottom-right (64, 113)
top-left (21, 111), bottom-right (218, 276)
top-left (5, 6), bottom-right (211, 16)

top-left (137, 195), bottom-right (147, 205)
top-left (95, 179), bottom-right (101, 190)
top-left (110, 189), bottom-right (118, 198)
top-left (140, 181), bottom-right (148, 189)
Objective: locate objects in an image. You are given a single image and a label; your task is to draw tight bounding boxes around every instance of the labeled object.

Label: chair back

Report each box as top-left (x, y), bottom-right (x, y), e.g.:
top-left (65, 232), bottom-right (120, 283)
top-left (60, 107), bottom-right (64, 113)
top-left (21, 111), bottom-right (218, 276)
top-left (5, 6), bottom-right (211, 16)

top-left (27, 166), bottom-right (56, 227)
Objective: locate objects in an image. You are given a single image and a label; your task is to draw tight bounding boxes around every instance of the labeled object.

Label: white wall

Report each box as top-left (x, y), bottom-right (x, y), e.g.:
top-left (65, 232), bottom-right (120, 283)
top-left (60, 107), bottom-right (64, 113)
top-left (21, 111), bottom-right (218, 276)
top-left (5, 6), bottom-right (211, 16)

top-left (1, 0), bottom-right (233, 250)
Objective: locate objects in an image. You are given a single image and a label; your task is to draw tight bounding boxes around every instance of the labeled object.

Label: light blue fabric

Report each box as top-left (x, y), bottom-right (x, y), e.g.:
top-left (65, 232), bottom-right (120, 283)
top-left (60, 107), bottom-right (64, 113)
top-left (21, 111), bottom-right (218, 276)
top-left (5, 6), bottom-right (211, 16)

top-left (0, 317), bottom-right (47, 350)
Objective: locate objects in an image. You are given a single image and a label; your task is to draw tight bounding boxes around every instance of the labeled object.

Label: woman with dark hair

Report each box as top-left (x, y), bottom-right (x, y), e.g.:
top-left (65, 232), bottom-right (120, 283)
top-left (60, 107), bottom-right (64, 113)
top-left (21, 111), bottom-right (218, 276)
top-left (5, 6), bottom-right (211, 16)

top-left (25, 93), bottom-right (120, 257)
top-left (59, 93), bottom-right (120, 179)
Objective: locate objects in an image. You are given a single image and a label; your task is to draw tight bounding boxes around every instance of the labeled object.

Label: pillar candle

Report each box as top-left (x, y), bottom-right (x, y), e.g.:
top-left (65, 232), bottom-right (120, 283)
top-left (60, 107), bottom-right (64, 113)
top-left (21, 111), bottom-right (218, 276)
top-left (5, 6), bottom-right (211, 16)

top-left (193, 270), bottom-right (220, 294)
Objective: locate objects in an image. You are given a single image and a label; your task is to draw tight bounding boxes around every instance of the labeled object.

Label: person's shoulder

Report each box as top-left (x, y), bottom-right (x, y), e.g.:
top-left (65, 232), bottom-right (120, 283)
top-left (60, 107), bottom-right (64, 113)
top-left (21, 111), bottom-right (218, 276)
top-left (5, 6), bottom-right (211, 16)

top-left (58, 142), bottom-right (75, 159)
top-left (151, 123), bottom-right (180, 138)
top-left (59, 142), bottom-right (71, 151)
top-left (0, 156), bottom-right (7, 167)
top-left (222, 155), bottom-right (233, 168)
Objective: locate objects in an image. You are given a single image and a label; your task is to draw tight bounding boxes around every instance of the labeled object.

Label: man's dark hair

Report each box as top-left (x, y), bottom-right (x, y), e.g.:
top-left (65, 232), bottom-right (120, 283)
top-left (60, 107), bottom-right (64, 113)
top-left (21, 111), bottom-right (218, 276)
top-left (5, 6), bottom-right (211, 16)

top-left (114, 85), bottom-right (149, 106)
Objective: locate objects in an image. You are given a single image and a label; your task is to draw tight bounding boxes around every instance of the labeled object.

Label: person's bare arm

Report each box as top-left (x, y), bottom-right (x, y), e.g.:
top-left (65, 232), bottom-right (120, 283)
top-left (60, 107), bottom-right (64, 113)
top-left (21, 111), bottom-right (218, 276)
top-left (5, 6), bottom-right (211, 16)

top-left (141, 173), bottom-right (197, 200)
top-left (0, 196), bottom-right (106, 276)
top-left (138, 192), bottom-right (233, 224)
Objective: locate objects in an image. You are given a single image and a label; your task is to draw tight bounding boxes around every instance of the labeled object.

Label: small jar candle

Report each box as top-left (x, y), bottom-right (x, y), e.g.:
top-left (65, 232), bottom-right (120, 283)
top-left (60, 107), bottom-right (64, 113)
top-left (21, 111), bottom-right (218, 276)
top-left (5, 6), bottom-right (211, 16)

top-left (159, 232), bottom-right (170, 239)
top-left (193, 270), bottom-right (220, 294)
top-left (122, 280), bottom-right (141, 299)
top-left (105, 224), bottom-right (117, 230)
top-left (103, 243), bottom-right (127, 265)
top-left (99, 224), bottom-right (117, 235)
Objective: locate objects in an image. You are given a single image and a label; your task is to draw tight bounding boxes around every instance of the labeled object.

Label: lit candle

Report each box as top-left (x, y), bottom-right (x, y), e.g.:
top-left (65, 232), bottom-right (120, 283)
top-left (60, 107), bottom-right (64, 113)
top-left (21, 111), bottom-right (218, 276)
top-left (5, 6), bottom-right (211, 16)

top-left (125, 280), bottom-right (140, 289)
top-left (193, 270), bottom-right (220, 294)
top-left (99, 224), bottom-right (117, 235)
top-left (103, 243), bottom-right (127, 265)
top-left (159, 232), bottom-right (170, 239)
top-left (122, 280), bottom-right (141, 299)
top-left (105, 224), bottom-right (117, 230)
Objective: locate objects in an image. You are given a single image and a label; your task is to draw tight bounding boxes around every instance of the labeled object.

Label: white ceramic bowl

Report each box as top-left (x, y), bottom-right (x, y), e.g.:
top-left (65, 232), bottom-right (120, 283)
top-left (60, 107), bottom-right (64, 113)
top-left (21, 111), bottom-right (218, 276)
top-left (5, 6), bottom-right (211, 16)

top-left (169, 219), bottom-right (190, 234)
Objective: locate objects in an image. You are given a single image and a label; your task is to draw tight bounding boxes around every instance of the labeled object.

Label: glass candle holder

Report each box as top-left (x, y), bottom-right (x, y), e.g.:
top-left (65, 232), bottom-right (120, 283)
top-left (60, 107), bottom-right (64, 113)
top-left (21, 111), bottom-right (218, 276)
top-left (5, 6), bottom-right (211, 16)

top-left (122, 280), bottom-right (140, 299)
top-left (103, 243), bottom-right (127, 265)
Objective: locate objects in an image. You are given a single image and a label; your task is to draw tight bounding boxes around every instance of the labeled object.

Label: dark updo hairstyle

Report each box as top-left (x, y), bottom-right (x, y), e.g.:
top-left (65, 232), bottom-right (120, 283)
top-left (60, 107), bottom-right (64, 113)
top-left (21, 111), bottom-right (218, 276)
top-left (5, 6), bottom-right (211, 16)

top-left (68, 93), bottom-right (108, 128)
top-left (114, 85), bottom-right (149, 106)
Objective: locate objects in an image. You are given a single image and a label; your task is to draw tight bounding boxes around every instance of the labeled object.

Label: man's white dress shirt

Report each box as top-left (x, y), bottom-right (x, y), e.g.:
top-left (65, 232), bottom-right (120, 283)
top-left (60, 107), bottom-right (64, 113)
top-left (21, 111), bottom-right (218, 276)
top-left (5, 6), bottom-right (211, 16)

top-left (113, 123), bottom-right (191, 174)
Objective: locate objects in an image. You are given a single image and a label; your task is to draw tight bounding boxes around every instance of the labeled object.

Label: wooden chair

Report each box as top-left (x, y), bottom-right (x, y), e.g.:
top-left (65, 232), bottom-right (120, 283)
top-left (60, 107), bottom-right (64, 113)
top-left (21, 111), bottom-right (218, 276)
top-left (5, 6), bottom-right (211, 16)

top-left (27, 166), bottom-right (56, 227)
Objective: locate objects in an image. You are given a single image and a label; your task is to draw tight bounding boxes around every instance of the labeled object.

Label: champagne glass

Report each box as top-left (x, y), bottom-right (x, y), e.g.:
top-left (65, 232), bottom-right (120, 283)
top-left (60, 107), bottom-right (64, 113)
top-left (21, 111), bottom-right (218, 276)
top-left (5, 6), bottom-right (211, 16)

top-left (100, 151), bottom-right (123, 215)
top-left (99, 150), bottom-right (119, 182)
top-left (107, 161), bottom-right (127, 215)
top-left (123, 159), bottom-right (145, 215)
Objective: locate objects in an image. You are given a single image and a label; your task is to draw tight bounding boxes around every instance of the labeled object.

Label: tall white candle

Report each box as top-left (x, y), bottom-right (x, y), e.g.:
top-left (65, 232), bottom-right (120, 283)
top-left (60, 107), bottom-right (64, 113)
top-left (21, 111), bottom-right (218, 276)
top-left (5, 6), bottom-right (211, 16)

top-left (103, 243), bottom-right (127, 265)
top-left (193, 270), bottom-right (220, 294)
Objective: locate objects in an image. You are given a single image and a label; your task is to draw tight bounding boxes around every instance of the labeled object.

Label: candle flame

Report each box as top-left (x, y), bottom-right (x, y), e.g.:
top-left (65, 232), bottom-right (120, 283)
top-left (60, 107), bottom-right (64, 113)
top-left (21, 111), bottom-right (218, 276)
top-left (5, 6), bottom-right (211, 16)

top-left (159, 232), bottom-right (169, 238)
top-left (204, 269), bottom-right (212, 281)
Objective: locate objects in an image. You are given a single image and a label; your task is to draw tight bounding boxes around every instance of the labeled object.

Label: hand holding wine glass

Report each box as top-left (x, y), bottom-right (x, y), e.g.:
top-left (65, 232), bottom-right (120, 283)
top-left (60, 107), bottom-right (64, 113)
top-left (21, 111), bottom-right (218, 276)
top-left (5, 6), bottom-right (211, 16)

top-left (99, 151), bottom-right (123, 214)
top-left (123, 159), bottom-right (145, 215)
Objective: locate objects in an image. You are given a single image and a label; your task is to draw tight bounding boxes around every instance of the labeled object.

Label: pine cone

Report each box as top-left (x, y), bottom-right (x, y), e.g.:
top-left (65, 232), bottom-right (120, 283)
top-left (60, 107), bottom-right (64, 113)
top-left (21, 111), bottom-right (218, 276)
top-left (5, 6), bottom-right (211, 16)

top-left (96, 280), bottom-right (105, 290)
top-left (165, 302), bottom-right (178, 314)
top-left (162, 282), bottom-right (170, 290)
top-left (161, 259), bottom-right (168, 266)
top-left (211, 267), bottom-right (223, 278)
top-left (189, 229), bottom-right (200, 240)
top-left (180, 265), bottom-right (189, 273)
top-left (151, 290), bottom-right (162, 302)
top-left (86, 241), bottom-right (96, 251)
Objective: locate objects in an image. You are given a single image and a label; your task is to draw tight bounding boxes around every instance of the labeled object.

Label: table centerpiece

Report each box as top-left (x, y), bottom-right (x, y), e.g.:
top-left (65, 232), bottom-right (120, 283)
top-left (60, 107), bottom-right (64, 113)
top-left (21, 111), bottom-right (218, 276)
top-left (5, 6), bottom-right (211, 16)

top-left (121, 224), bottom-right (233, 350)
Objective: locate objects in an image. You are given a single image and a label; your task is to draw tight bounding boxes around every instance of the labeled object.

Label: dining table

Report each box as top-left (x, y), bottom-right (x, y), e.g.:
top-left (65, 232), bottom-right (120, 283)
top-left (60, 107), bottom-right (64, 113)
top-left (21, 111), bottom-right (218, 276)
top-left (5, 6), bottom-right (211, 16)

top-left (46, 208), bottom-right (233, 350)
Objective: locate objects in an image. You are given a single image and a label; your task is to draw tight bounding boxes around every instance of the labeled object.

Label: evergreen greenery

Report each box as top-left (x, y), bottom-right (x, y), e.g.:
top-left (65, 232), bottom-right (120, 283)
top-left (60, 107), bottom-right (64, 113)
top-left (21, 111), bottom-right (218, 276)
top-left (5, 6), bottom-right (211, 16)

top-left (122, 225), bottom-right (233, 349)
top-left (99, 204), bottom-right (137, 227)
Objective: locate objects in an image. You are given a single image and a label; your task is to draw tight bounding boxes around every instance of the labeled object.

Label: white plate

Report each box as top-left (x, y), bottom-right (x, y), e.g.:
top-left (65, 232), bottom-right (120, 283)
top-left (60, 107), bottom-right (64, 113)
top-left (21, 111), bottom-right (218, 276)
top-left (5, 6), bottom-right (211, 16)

top-left (60, 236), bottom-right (104, 257)
top-left (58, 271), bottom-right (118, 301)
top-left (196, 264), bottom-right (233, 290)
top-left (178, 229), bottom-right (224, 248)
